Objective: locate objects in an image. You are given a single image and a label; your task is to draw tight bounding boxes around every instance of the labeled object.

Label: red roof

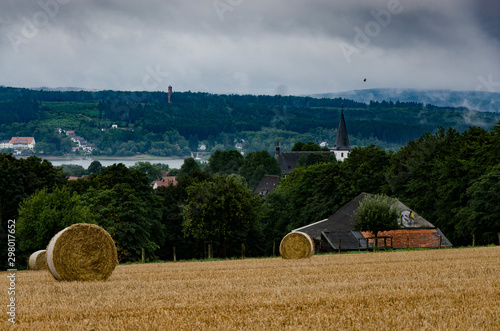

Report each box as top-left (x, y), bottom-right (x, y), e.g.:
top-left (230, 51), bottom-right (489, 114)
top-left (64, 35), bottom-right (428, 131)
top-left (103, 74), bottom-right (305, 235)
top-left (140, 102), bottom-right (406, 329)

top-left (10, 137), bottom-right (34, 144)
top-left (67, 175), bottom-right (89, 181)
top-left (152, 176), bottom-right (178, 188)
top-left (361, 229), bottom-right (451, 249)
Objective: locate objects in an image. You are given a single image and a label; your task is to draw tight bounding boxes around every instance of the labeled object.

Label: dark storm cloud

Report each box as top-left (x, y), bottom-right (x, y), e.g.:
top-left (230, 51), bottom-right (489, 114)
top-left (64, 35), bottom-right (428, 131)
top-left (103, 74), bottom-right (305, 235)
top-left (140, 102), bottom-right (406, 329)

top-left (468, 0), bottom-right (500, 43)
top-left (0, 0), bottom-right (499, 95)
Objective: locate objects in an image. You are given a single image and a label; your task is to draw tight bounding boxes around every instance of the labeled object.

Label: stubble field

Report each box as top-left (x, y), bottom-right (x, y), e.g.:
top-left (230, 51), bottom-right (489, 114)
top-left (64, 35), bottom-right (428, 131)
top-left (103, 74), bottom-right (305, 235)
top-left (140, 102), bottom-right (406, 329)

top-left (2, 247), bottom-right (500, 330)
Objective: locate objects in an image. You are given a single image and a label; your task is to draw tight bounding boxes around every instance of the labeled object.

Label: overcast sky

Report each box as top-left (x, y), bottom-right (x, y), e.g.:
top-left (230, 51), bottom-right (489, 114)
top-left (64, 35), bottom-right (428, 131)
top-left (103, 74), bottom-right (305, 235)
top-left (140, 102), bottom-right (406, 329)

top-left (0, 0), bottom-right (499, 96)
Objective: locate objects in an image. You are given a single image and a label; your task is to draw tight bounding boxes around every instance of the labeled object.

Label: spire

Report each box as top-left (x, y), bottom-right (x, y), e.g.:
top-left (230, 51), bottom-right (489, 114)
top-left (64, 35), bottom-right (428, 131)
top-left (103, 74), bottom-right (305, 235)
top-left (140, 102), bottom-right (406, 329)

top-left (333, 104), bottom-right (350, 150)
top-left (276, 138), bottom-right (281, 154)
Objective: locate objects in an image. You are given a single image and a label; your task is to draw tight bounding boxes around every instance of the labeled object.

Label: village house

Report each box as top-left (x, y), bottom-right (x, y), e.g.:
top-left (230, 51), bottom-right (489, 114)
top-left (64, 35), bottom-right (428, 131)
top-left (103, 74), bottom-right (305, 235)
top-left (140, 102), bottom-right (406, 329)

top-left (151, 172), bottom-right (178, 189)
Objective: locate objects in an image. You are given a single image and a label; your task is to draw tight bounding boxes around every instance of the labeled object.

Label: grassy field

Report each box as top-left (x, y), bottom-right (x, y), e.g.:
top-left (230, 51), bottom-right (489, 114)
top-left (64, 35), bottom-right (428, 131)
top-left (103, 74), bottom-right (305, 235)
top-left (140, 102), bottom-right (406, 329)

top-left (2, 247), bottom-right (500, 330)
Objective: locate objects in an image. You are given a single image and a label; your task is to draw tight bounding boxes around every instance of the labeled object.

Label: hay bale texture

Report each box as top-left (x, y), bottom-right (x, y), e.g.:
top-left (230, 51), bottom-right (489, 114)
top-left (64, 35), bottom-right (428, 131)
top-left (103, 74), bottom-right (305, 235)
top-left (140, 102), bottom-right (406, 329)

top-left (28, 250), bottom-right (48, 270)
top-left (46, 223), bottom-right (118, 281)
top-left (279, 231), bottom-right (315, 259)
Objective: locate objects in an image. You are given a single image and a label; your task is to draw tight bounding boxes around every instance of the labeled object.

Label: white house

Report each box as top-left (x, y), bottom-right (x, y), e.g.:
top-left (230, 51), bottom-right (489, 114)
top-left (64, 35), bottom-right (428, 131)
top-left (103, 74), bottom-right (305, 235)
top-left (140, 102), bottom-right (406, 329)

top-left (10, 137), bottom-right (36, 150)
top-left (0, 140), bottom-right (11, 149)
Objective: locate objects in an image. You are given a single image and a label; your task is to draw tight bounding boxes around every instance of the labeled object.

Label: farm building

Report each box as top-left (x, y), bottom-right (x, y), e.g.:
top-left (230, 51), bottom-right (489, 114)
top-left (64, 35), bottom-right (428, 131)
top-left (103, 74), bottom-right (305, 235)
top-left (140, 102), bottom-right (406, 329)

top-left (292, 192), bottom-right (452, 252)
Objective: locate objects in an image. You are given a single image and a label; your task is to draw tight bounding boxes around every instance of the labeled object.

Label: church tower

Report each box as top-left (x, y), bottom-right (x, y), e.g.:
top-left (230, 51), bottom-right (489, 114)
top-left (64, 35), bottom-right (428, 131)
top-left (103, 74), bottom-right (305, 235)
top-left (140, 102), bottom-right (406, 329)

top-left (331, 105), bottom-right (351, 161)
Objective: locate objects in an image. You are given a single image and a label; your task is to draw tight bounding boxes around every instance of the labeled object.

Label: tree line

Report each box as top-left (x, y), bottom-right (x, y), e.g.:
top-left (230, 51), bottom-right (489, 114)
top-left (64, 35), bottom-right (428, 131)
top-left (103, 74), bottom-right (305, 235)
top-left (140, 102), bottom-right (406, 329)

top-left (1, 122), bottom-right (500, 270)
top-left (1, 87), bottom-right (498, 158)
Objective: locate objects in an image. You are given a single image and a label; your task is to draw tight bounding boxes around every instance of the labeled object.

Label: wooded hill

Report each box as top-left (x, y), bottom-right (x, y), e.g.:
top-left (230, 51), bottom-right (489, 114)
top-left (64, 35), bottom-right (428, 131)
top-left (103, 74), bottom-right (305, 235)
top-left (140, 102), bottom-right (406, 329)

top-left (1, 86), bottom-right (498, 156)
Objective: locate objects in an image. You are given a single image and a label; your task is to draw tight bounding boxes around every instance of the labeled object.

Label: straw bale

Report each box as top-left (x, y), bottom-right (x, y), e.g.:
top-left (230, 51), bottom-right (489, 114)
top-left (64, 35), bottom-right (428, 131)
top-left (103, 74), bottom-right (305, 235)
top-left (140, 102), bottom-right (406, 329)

top-left (28, 250), bottom-right (48, 270)
top-left (279, 231), bottom-right (315, 259)
top-left (46, 223), bottom-right (118, 281)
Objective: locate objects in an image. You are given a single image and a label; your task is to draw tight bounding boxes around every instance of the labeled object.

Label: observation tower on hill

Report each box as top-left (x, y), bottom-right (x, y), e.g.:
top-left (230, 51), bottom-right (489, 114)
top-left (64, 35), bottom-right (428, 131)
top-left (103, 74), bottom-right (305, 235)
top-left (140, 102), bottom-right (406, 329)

top-left (168, 85), bottom-right (172, 103)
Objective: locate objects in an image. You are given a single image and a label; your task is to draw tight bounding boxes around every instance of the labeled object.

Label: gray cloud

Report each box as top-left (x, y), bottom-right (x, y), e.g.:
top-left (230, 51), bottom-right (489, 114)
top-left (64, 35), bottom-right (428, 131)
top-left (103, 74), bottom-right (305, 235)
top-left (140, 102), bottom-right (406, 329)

top-left (0, 0), bottom-right (499, 96)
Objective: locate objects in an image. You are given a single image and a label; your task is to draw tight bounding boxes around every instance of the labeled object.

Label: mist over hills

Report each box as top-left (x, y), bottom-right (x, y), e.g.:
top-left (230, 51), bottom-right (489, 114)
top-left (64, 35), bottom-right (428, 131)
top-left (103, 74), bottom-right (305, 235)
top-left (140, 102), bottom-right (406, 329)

top-left (310, 89), bottom-right (500, 113)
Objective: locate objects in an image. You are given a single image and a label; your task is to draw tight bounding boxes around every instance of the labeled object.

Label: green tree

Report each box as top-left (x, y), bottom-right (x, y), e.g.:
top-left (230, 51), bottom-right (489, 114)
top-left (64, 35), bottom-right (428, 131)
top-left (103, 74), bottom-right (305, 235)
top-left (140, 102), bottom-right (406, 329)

top-left (130, 161), bottom-right (163, 183)
top-left (87, 160), bottom-right (103, 175)
top-left (182, 175), bottom-right (261, 258)
top-left (338, 145), bottom-right (391, 204)
top-left (0, 154), bottom-right (65, 245)
top-left (208, 150), bottom-right (243, 175)
top-left (260, 161), bottom-right (342, 254)
top-left (297, 153), bottom-right (336, 168)
top-left (456, 165), bottom-right (500, 245)
top-left (59, 164), bottom-right (87, 177)
top-left (176, 157), bottom-right (201, 179)
top-left (17, 186), bottom-right (93, 255)
top-left (83, 183), bottom-right (164, 262)
top-left (67, 163), bottom-right (166, 262)
top-left (156, 170), bottom-right (211, 261)
top-left (353, 194), bottom-right (400, 246)
top-left (291, 141), bottom-right (305, 151)
top-left (292, 141), bottom-right (328, 151)
top-left (239, 150), bottom-right (281, 190)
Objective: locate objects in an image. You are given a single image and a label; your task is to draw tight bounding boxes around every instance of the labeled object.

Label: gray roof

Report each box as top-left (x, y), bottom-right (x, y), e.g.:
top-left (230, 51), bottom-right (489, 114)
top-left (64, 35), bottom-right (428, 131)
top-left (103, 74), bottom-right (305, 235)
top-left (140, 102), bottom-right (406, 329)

top-left (332, 109), bottom-right (350, 150)
top-left (253, 175), bottom-right (281, 196)
top-left (322, 231), bottom-right (368, 251)
top-left (274, 151), bottom-right (331, 174)
top-left (293, 193), bottom-right (365, 241)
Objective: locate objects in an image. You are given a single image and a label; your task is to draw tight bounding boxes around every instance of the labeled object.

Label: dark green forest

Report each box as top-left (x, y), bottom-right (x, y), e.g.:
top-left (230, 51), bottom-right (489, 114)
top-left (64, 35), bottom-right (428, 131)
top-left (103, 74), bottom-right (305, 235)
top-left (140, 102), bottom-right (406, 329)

top-left (1, 86), bottom-right (498, 156)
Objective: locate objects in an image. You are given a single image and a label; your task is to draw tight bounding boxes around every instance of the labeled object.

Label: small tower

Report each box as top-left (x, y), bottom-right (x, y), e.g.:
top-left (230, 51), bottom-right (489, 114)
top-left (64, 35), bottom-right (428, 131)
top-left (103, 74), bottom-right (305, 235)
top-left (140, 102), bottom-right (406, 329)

top-left (168, 85), bottom-right (172, 103)
top-left (331, 104), bottom-right (351, 161)
top-left (275, 138), bottom-right (281, 155)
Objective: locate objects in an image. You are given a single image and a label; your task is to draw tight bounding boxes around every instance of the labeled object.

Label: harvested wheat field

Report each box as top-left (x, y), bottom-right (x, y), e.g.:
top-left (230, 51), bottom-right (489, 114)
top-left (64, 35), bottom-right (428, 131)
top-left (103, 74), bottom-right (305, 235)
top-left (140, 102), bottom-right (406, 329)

top-left (2, 247), bottom-right (500, 330)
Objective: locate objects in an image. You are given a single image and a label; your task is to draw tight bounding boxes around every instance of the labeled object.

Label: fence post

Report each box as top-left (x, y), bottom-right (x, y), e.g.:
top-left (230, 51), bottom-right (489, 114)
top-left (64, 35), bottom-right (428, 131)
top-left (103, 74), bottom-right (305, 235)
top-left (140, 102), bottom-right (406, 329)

top-left (241, 243), bottom-right (245, 259)
top-left (338, 239), bottom-right (341, 254)
top-left (272, 241), bottom-right (276, 257)
top-left (498, 233), bottom-right (500, 246)
top-left (208, 242), bottom-right (213, 259)
top-left (406, 236), bottom-right (409, 249)
top-left (141, 248), bottom-right (145, 263)
top-left (173, 246), bottom-right (177, 262)
top-left (472, 234), bottom-right (476, 247)
top-left (438, 236), bottom-right (442, 249)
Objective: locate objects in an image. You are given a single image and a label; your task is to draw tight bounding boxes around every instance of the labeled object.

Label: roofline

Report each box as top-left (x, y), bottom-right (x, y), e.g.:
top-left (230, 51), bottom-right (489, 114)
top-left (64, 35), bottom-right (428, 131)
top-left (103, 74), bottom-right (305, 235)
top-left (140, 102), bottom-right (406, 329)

top-left (293, 218), bottom-right (329, 232)
top-left (277, 151), bottom-right (331, 154)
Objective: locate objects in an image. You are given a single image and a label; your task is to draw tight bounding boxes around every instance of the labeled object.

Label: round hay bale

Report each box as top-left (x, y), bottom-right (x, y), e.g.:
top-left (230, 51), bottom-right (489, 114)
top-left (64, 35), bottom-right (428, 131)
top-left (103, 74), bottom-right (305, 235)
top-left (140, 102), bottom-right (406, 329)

top-left (46, 223), bottom-right (118, 281)
top-left (279, 231), bottom-right (315, 259)
top-left (28, 250), bottom-right (48, 270)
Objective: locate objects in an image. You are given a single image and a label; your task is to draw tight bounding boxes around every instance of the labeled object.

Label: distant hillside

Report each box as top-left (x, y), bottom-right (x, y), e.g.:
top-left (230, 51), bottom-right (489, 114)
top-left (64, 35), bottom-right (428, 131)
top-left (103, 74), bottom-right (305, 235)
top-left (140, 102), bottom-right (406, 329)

top-left (0, 86), bottom-right (499, 157)
top-left (310, 89), bottom-right (500, 113)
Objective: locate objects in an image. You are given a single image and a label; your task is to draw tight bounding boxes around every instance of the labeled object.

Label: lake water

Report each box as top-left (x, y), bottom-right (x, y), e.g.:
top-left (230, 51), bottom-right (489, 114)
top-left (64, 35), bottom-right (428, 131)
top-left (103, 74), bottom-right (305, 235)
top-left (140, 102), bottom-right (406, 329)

top-left (45, 157), bottom-right (190, 169)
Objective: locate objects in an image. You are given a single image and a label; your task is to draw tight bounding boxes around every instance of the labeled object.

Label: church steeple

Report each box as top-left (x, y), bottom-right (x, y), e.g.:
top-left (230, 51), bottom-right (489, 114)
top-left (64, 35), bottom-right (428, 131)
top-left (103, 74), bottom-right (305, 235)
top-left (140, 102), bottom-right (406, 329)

top-left (333, 104), bottom-right (350, 150)
top-left (276, 138), bottom-right (281, 154)
top-left (331, 104), bottom-right (351, 161)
